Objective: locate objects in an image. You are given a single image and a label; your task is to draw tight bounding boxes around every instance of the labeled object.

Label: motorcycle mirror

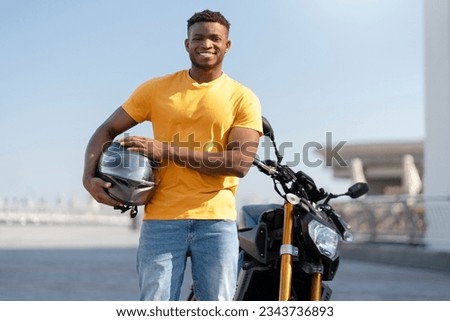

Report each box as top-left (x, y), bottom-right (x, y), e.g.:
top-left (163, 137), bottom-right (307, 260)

top-left (262, 116), bottom-right (275, 142)
top-left (260, 116), bottom-right (283, 163)
top-left (345, 182), bottom-right (369, 199)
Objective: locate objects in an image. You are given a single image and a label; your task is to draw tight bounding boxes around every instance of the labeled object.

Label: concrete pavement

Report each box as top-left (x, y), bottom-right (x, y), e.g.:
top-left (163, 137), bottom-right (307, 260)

top-left (0, 224), bottom-right (449, 300)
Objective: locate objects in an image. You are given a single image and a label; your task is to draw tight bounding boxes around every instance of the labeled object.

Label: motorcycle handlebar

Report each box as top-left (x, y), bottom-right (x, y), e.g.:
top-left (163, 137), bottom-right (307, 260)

top-left (253, 158), bottom-right (327, 203)
top-left (252, 158), bottom-right (298, 189)
top-left (252, 158), bottom-right (281, 177)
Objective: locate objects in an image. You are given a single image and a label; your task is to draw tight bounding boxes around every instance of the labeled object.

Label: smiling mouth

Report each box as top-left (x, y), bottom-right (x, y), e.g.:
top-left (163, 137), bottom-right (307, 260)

top-left (198, 52), bottom-right (215, 57)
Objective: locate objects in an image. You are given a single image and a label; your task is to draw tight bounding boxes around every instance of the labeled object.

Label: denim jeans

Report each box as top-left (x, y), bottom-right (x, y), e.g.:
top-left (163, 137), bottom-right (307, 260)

top-left (137, 219), bottom-right (239, 301)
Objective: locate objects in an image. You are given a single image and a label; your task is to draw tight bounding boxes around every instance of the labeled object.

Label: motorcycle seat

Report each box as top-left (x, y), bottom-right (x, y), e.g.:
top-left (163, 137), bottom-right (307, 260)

top-left (237, 203), bottom-right (283, 230)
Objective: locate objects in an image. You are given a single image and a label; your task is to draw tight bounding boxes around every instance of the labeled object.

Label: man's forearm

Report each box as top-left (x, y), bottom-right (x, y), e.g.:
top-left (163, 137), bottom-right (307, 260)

top-left (83, 125), bottom-right (116, 185)
top-left (167, 145), bottom-right (256, 178)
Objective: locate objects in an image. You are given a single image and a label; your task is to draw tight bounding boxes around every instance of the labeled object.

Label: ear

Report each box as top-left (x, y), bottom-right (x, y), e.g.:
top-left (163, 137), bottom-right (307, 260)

top-left (184, 38), bottom-right (190, 52)
top-left (225, 40), bottom-right (231, 53)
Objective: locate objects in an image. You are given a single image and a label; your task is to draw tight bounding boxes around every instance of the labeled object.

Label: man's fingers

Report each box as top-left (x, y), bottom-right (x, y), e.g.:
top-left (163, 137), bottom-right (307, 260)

top-left (92, 177), bottom-right (110, 188)
top-left (120, 137), bottom-right (146, 149)
top-left (119, 135), bottom-right (146, 143)
top-left (89, 178), bottom-right (123, 207)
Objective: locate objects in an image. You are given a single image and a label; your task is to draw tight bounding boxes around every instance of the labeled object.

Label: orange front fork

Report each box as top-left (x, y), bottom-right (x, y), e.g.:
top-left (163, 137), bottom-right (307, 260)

top-left (279, 202), bottom-right (295, 300)
top-left (310, 272), bottom-right (322, 301)
top-left (279, 200), bottom-right (323, 301)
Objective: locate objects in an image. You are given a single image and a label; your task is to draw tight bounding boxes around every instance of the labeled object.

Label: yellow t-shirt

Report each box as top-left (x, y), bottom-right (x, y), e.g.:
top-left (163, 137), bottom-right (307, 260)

top-left (121, 70), bottom-right (262, 220)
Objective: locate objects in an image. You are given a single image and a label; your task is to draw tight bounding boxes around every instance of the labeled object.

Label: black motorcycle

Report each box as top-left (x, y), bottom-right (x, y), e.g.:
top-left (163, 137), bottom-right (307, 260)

top-left (187, 116), bottom-right (368, 301)
top-left (233, 117), bottom-right (368, 301)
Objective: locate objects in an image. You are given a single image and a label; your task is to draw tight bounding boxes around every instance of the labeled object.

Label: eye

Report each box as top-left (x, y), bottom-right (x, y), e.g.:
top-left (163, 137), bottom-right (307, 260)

top-left (191, 34), bottom-right (203, 41)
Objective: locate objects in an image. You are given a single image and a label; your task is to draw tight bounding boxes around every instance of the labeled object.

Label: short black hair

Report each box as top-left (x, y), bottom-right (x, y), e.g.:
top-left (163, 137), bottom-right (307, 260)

top-left (187, 9), bottom-right (230, 32)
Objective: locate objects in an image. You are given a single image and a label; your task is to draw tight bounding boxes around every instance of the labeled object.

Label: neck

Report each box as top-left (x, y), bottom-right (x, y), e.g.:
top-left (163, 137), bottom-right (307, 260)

top-left (188, 67), bottom-right (223, 84)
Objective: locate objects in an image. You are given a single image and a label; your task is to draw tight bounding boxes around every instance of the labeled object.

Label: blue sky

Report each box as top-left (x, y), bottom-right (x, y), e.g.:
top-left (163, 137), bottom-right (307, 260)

top-left (0, 0), bottom-right (424, 205)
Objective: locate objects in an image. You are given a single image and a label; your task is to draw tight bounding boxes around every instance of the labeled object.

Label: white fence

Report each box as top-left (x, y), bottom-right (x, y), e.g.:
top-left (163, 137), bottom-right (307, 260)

top-left (334, 195), bottom-right (450, 246)
top-left (2, 195), bottom-right (449, 248)
top-left (0, 200), bottom-right (138, 227)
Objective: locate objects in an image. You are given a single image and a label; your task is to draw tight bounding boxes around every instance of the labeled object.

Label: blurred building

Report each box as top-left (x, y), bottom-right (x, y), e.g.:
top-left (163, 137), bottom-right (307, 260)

top-left (317, 140), bottom-right (427, 245)
top-left (320, 141), bottom-right (423, 197)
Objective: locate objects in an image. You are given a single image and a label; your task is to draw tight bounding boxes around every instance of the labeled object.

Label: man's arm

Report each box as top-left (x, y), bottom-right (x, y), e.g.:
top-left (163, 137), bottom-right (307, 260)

top-left (121, 127), bottom-right (260, 178)
top-left (82, 107), bottom-right (138, 206)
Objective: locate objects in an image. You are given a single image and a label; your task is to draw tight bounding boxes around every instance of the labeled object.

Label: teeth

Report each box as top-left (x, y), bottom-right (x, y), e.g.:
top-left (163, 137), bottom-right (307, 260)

top-left (199, 52), bottom-right (214, 56)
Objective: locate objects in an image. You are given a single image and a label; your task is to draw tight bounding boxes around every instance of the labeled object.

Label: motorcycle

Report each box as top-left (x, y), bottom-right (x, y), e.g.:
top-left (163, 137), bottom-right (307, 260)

top-left (187, 116), bottom-right (368, 301)
top-left (233, 116), bottom-right (368, 300)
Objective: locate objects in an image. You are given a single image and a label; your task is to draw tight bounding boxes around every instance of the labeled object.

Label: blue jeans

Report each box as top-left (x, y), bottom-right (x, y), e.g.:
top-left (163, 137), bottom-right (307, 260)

top-left (137, 219), bottom-right (239, 301)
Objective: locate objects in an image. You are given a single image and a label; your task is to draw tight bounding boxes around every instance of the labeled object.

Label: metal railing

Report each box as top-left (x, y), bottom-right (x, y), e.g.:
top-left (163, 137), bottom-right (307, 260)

top-left (0, 202), bottom-right (133, 227)
top-left (1, 195), bottom-right (449, 247)
top-left (334, 195), bottom-right (450, 245)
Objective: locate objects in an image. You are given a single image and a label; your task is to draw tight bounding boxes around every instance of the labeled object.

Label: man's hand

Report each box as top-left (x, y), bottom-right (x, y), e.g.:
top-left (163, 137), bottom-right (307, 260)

top-left (119, 135), bottom-right (166, 161)
top-left (83, 176), bottom-right (123, 207)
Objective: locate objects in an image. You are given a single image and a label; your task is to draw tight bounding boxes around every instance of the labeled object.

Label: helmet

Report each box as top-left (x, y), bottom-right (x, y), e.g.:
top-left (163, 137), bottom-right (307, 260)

top-left (98, 141), bottom-right (159, 206)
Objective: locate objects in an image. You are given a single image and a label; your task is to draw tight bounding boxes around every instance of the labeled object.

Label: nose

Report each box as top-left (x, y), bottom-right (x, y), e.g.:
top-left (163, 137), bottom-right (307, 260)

top-left (200, 38), bottom-right (213, 49)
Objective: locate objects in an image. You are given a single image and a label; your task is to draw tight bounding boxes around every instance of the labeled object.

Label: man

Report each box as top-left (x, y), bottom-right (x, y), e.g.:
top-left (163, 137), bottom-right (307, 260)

top-left (83, 9), bottom-right (262, 300)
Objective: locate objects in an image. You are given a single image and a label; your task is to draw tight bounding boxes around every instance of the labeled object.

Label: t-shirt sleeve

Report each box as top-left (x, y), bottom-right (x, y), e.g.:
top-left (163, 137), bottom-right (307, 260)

top-left (232, 88), bottom-right (263, 136)
top-left (121, 80), bottom-right (154, 123)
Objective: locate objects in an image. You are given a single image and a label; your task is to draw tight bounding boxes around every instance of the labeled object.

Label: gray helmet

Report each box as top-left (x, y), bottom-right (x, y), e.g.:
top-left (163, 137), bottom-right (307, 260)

top-left (98, 141), bottom-right (159, 206)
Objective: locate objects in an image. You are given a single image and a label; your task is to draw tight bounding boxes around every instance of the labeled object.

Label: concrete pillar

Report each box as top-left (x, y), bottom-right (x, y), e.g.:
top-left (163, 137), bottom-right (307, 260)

top-left (424, 0), bottom-right (450, 250)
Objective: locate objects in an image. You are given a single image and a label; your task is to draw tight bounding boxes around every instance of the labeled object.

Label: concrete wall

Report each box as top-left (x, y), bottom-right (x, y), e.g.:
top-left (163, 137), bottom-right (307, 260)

top-left (424, 0), bottom-right (450, 250)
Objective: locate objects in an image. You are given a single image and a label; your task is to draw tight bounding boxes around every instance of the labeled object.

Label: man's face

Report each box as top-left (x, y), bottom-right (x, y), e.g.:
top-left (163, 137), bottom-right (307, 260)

top-left (185, 22), bottom-right (231, 71)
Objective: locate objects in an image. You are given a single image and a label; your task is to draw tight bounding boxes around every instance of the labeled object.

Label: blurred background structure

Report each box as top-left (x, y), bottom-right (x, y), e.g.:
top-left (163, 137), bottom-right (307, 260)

top-left (318, 1), bottom-right (450, 250)
top-left (422, 0), bottom-right (450, 251)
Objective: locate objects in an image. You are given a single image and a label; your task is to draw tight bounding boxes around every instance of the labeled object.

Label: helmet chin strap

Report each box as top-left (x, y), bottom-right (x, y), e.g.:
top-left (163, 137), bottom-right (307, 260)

top-left (114, 205), bottom-right (138, 218)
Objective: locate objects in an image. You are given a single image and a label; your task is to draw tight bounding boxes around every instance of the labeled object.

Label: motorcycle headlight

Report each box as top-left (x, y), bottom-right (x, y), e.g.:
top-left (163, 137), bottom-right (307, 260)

top-left (308, 220), bottom-right (339, 259)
